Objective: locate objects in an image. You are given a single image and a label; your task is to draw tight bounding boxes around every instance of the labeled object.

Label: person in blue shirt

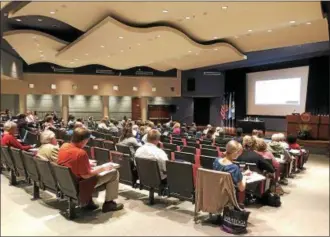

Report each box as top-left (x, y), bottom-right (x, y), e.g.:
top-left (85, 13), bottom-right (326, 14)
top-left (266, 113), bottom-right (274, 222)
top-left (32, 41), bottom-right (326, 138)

top-left (213, 140), bottom-right (247, 191)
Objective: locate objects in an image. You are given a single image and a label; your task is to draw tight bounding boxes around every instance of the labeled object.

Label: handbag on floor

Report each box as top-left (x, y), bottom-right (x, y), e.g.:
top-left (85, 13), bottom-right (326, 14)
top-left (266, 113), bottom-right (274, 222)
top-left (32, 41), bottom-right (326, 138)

top-left (261, 189), bottom-right (281, 207)
top-left (221, 206), bottom-right (250, 234)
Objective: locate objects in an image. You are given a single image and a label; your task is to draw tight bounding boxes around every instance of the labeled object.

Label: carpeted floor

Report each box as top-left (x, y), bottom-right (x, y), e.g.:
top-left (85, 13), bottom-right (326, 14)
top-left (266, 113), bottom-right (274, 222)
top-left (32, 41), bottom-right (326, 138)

top-left (1, 154), bottom-right (329, 236)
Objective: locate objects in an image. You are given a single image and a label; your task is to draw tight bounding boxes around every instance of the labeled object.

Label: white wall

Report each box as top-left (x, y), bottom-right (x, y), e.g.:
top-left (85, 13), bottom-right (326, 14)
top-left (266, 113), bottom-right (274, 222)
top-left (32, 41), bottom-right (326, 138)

top-left (69, 95), bottom-right (102, 120)
top-left (109, 96), bottom-right (132, 121)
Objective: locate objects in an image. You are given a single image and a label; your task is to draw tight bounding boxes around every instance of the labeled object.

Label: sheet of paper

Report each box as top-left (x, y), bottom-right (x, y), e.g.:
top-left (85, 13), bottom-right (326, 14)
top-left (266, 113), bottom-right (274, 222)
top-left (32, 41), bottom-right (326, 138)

top-left (245, 172), bottom-right (266, 184)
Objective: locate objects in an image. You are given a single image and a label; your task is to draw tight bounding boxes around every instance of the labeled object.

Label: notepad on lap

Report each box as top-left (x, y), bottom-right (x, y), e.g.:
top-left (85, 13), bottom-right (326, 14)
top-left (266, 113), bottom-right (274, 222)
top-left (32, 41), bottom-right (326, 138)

top-left (93, 162), bottom-right (120, 176)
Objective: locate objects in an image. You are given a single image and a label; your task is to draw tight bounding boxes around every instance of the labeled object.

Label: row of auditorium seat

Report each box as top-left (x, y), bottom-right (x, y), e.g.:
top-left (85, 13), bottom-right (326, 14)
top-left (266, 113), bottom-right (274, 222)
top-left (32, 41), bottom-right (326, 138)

top-left (0, 145), bottom-right (197, 219)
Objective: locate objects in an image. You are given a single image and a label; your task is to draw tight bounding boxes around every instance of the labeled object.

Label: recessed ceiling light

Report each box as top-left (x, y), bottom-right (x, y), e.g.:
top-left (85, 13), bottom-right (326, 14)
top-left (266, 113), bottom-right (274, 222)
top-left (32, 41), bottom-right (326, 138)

top-left (100, 45), bottom-right (105, 48)
top-left (137, 43), bottom-right (141, 46)
top-left (93, 85), bottom-right (99, 90)
top-left (28, 84), bottom-right (34, 89)
top-left (36, 43), bottom-right (40, 47)
top-left (152, 87), bottom-right (157, 92)
top-left (74, 58), bottom-right (78, 61)
top-left (70, 61), bottom-right (74, 64)
top-left (107, 55), bottom-right (111, 58)
top-left (85, 53), bottom-right (89, 56)
top-left (39, 50), bottom-right (43, 53)
top-left (162, 10), bottom-right (168, 13)
top-left (214, 48), bottom-right (218, 51)
top-left (188, 50), bottom-right (192, 53)
top-left (267, 29), bottom-right (272, 32)
top-left (306, 22), bottom-right (311, 25)
top-left (289, 20), bottom-right (296, 24)
top-left (157, 35), bottom-right (161, 38)
top-left (213, 36), bottom-right (218, 39)
top-left (118, 36), bottom-right (124, 39)
top-left (40, 54), bottom-right (44, 57)
top-left (185, 16), bottom-right (190, 20)
top-left (32, 36), bottom-right (37, 39)
top-left (234, 36), bottom-right (239, 39)
top-left (133, 86), bottom-right (138, 91)
top-left (51, 84), bottom-right (56, 90)
top-left (195, 53), bottom-right (199, 55)
top-left (120, 50), bottom-right (124, 53)
top-left (15, 19), bottom-right (21, 22)
top-left (113, 85), bottom-right (119, 91)
top-left (248, 29), bottom-right (252, 32)
top-left (221, 6), bottom-right (228, 10)
top-left (38, 19), bottom-right (43, 22)
top-left (50, 11), bottom-right (56, 14)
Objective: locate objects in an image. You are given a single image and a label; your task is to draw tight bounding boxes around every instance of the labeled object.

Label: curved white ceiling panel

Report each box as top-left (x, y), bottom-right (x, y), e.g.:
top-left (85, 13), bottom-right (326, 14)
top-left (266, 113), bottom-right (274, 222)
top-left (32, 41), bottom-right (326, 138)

top-left (3, 17), bottom-right (246, 71)
top-left (9, 2), bottom-right (325, 42)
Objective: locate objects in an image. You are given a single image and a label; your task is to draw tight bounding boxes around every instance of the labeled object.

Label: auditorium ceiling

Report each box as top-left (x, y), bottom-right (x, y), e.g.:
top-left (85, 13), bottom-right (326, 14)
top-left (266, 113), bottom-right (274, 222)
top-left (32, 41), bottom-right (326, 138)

top-left (1, 1), bottom-right (329, 72)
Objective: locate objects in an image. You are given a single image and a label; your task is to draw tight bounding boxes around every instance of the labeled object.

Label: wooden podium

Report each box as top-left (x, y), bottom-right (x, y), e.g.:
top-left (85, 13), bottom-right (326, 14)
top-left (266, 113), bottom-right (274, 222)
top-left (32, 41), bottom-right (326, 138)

top-left (286, 114), bottom-right (329, 140)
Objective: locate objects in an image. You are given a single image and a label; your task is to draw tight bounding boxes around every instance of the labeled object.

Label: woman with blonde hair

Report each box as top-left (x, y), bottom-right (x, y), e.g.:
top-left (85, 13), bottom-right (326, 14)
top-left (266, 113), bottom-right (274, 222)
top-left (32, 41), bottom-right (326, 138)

top-left (213, 140), bottom-right (246, 191)
top-left (172, 122), bottom-right (181, 135)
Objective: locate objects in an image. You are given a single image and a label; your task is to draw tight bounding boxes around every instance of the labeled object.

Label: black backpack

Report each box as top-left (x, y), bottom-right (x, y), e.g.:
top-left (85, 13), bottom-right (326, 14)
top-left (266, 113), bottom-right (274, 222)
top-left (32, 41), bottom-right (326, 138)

top-left (261, 190), bottom-right (281, 207)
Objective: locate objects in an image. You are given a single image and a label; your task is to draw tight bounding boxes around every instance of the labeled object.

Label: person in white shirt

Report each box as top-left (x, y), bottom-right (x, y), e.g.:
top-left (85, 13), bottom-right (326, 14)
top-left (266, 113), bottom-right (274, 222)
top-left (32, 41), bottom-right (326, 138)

top-left (98, 118), bottom-right (110, 130)
top-left (203, 124), bottom-right (212, 135)
top-left (135, 129), bottom-right (169, 181)
top-left (25, 110), bottom-right (35, 123)
top-left (278, 133), bottom-right (289, 150)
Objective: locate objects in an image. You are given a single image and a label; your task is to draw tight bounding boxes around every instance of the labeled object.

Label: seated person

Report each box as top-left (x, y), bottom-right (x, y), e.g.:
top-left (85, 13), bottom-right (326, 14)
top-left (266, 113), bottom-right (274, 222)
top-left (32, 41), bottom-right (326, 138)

top-left (257, 130), bottom-right (264, 138)
top-left (57, 127), bottom-right (123, 212)
top-left (252, 129), bottom-right (259, 137)
top-left (25, 110), bottom-right (36, 123)
top-left (118, 126), bottom-right (142, 156)
top-left (135, 129), bottom-right (168, 182)
top-left (17, 113), bottom-right (34, 137)
top-left (278, 133), bottom-right (289, 149)
top-left (234, 127), bottom-right (243, 144)
top-left (214, 129), bottom-right (231, 145)
top-left (37, 130), bottom-right (59, 163)
top-left (268, 134), bottom-right (284, 156)
top-left (237, 135), bottom-right (275, 173)
top-left (212, 127), bottom-right (222, 139)
top-left (141, 122), bottom-right (154, 143)
top-left (287, 134), bottom-right (301, 150)
top-left (67, 121), bottom-right (83, 136)
top-left (132, 125), bottom-right (142, 143)
top-left (1, 121), bottom-right (32, 151)
top-left (67, 115), bottom-right (75, 127)
top-left (172, 122), bottom-right (181, 135)
top-left (254, 138), bottom-right (279, 170)
top-left (205, 128), bottom-right (215, 140)
top-left (43, 116), bottom-right (56, 132)
top-left (189, 122), bottom-right (197, 134)
top-left (203, 124), bottom-right (212, 135)
top-left (98, 118), bottom-right (110, 130)
top-left (213, 140), bottom-right (246, 191)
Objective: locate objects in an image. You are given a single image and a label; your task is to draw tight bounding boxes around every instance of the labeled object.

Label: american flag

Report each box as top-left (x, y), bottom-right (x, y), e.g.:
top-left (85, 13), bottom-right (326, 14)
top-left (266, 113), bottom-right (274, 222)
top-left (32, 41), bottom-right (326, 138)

top-left (220, 94), bottom-right (228, 120)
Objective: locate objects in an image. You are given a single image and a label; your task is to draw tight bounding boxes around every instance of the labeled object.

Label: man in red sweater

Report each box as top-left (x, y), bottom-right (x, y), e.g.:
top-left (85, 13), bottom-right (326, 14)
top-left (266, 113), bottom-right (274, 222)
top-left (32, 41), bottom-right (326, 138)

top-left (57, 127), bottom-right (123, 213)
top-left (1, 121), bottom-right (32, 151)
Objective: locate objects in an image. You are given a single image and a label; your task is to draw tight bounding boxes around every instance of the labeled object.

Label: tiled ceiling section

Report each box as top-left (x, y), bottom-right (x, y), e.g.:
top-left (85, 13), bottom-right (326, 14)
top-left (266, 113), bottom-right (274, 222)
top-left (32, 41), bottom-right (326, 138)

top-left (2, 1), bottom-right (329, 71)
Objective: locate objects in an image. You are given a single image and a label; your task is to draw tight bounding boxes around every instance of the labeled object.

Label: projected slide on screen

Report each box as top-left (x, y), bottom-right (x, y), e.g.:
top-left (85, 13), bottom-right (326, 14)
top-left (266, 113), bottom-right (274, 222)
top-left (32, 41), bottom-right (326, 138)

top-left (255, 78), bottom-right (301, 105)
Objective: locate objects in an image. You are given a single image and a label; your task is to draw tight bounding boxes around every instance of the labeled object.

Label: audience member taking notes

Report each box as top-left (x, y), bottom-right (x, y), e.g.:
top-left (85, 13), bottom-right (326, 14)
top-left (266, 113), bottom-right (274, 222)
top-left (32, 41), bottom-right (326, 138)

top-left (57, 127), bottom-right (123, 213)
